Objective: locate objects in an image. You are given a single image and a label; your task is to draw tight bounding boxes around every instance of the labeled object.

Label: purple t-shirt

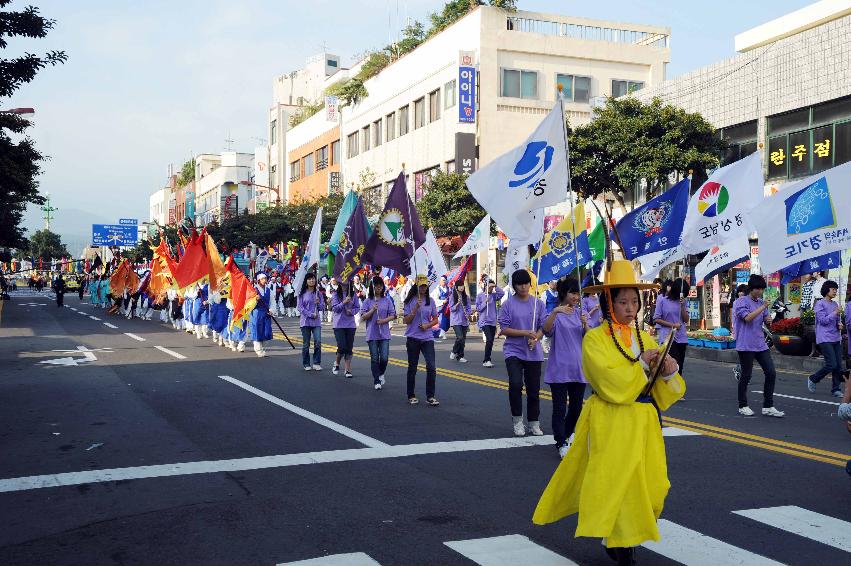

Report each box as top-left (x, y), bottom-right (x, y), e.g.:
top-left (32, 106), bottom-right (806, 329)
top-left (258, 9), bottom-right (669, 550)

top-left (403, 298), bottom-right (438, 341)
top-left (476, 287), bottom-right (505, 328)
top-left (733, 295), bottom-right (770, 352)
top-left (846, 301), bottom-right (851, 354)
top-left (360, 296), bottom-right (396, 341)
top-left (449, 292), bottom-right (472, 327)
top-left (331, 293), bottom-right (360, 329)
top-left (297, 290), bottom-right (325, 328)
top-left (582, 295), bottom-right (602, 328)
top-left (654, 296), bottom-right (688, 344)
top-left (497, 294), bottom-right (545, 362)
top-left (543, 308), bottom-right (587, 384)
top-left (814, 297), bottom-right (841, 344)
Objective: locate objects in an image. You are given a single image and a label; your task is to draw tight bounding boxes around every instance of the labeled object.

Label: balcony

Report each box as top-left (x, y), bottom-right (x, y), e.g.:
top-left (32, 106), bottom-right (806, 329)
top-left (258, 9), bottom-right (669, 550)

top-left (317, 158), bottom-right (329, 171)
top-left (506, 16), bottom-right (669, 48)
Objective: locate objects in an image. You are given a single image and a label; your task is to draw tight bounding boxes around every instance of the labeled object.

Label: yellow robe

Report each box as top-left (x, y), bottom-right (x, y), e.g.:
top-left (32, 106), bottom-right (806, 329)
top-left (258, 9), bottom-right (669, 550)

top-left (532, 325), bottom-right (686, 548)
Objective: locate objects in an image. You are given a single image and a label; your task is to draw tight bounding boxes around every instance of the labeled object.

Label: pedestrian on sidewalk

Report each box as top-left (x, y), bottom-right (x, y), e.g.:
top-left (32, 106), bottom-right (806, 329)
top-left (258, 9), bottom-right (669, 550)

top-left (542, 277), bottom-right (588, 458)
top-left (402, 275), bottom-right (439, 406)
top-left (498, 269), bottom-right (545, 437)
top-left (733, 275), bottom-right (785, 417)
top-left (331, 280), bottom-right (359, 377)
top-left (475, 275), bottom-right (504, 367)
top-left (807, 280), bottom-right (844, 397)
top-left (654, 278), bottom-right (690, 377)
top-left (249, 273), bottom-right (273, 357)
top-left (361, 275), bottom-right (396, 390)
top-left (449, 278), bottom-right (472, 363)
top-left (298, 272), bottom-right (324, 371)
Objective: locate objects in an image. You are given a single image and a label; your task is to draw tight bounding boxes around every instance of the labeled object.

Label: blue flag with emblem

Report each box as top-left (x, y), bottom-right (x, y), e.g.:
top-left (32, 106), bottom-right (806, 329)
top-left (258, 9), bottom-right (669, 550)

top-left (614, 178), bottom-right (689, 260)
top-left (531, 202), bottom-right (592, 284)
top-left (780, 251), bottom-right (842, 285)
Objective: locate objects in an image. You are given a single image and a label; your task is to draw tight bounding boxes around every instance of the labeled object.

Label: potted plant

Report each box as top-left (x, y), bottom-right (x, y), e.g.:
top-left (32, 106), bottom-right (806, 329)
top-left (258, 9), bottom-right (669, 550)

top-left (769, 317), bottom-right (810, 355)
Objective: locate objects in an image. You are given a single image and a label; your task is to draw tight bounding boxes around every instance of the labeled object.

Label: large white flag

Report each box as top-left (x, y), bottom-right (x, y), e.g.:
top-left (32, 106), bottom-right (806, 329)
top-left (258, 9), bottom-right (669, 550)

top-left (680, 152), bottom-right (764, 254)
top-left (414, 229), bottom-right (448, 293)
top-left (751, 161), bottom-right (851, 274)
top-left (293, 207), bottom-right (323, 294)
top-left (694, 238), bottom-right (750, 285)
top-left (503, 242), bottom-right (530, 278)
top-left (454, 214), bottom-right (490, 259)
top-left (638, 246), bottom-right (684, 281)
top-left (466, 102), bottom-right (568, 241)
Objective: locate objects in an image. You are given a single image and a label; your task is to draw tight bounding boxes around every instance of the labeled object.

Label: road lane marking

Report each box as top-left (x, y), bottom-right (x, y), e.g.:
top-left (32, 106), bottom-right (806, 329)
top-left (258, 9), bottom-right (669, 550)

top-left (89, 316), bottom-right (101, 321)
top-left (278, 553), bottom-right (382, 565)
top-left (752, 390), bottom-right (841, 406)
top-left (124, 332), bottom-right (145, 342)
top-left (219, 375), bottom-right (388, 448)
top-left (154, 345), bottom-right (186, 360)
top-left (733, 506), bottom-right (851, 553)
top-left (103, 322), bottom-right (118, 329)
top-left (445, 535), bottom-right (579, 565)
top-left (642, 519), bottom-right (784, 565)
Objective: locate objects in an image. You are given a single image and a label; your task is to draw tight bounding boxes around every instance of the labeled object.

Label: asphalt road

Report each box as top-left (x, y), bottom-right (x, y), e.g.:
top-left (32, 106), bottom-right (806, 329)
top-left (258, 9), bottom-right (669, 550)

top-left (0, 292), bottom-right (848, 566)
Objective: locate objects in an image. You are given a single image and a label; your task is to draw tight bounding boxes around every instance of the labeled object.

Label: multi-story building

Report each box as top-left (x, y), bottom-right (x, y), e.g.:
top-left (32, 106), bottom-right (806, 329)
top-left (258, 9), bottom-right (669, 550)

top-left (148, 175), bottom-right (176, 226)
top-left (286, 110), bottom-right (342, 202)
top-left (193, 152), bottom-right (255, 226)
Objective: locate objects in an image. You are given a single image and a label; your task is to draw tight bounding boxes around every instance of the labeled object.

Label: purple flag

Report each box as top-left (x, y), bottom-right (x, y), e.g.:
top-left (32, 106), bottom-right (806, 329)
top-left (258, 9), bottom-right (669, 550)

top-left (334, 196), bottom-right (371, 284)
top-left (363, 172), bottom-right (426, 275)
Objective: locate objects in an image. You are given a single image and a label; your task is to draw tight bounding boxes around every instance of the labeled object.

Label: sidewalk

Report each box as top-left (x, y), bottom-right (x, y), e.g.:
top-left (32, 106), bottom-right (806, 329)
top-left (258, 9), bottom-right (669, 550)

top-left (686, 346), bottom-right (824, 373)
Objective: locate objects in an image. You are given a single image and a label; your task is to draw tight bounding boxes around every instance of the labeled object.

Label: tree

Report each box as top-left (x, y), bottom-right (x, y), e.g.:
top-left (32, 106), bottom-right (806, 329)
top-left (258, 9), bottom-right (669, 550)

top-left (428, 0), bottom-right (517, 37)
top-left (0, 2), bottom-right (67, 248)
top-left (27, 229), bottom-right (68, 261)
top-left (176, 160), bottom-right (194, 187)
top-left (288, 98), bottom-right (325, 128)
top-left (417, 171), bottom-right (487, 238)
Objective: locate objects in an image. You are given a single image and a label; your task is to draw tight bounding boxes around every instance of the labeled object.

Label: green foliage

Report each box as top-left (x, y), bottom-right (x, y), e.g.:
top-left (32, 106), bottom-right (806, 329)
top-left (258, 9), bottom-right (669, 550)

top-left (395, 21), bottom-right (426, 56)
top-left (359, 52), bottom-right (391, 80)
top-left (0, 2), bottom-right (67, 98)
top-left (325, 77), bottom-right (368, 107)
top-left (428, 0), bottom-right (516, 37)
top-left (417, 170), bottom-right (487, 238)
top-left (27, 229), bottom-right (69, 261)
top-left (288, 98), bottom-right (325, 128)
top-left (176, 160), bottom-right (194, 187)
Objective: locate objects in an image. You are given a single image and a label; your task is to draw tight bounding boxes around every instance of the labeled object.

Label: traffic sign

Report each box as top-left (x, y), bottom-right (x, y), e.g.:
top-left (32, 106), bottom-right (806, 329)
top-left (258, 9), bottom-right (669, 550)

top-left (92, 224), bottom-right (138, 246)
top-left (118, 218), bottom-right (138, 226)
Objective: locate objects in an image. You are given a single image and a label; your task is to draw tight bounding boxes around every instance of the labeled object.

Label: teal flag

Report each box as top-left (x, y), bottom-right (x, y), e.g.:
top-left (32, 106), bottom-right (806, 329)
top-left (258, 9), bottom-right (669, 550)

top-left (329, 190), bottom-right (359, 255)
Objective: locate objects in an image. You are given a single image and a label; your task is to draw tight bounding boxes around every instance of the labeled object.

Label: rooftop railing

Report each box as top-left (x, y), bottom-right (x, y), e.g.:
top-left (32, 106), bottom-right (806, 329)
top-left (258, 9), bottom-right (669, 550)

top-left (506, 16), bottom-right (669, 48)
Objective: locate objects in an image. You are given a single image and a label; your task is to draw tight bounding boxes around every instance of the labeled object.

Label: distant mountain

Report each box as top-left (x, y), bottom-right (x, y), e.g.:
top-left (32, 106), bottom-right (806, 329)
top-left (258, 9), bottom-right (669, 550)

top-left (22, 205), bottom-right (113, 257)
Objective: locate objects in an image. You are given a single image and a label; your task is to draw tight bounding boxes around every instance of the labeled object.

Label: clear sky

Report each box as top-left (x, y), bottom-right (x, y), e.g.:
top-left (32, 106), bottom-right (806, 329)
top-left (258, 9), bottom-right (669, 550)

top-left (7, 0), bottom-right (814, 252)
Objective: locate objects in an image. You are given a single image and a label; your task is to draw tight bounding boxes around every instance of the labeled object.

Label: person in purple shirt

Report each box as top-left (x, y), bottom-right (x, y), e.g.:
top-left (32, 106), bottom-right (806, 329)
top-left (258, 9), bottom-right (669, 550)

top-left (582, 292), bottom-right (602, 329)
top-left (331, 280), bottom-right (360, 378)
top-left (297, 272), bottom-right (325, 371)
top-left (449, 279), bottom-right (472, 363)
top-left (542, 277), bottom-right (588, 458)
top-left (733, 275), bottom-right (785, 417)
top-left (807, 280), bottom-right (844, 397)
top-left (498, 269), bottom-right (545, 437)
top-left (403, 275), bottom-right (440, 406)
top-left (360, 275), bottom-right (396, 390)
top-left (653, 278), bottom-right (690, 377)
top-left (476, 275), bottom-right (505, 368)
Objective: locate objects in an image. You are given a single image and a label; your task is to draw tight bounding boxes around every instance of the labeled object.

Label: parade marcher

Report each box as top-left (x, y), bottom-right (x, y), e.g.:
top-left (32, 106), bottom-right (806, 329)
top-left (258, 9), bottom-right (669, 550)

top-left (298, 272), bottom-right (325, 371)
top-left (582, 289), bottom-right (603, 329)
top-left (807, 280), bottom-right (845, 397)
top-left (498, 269), bottom-right (545, 437)
top-left (475, 275), bottom-right (505, 368)
top-left (403, 275), bottom-right (440, 406)
top-left (533, 260), bottom-right (685, 564)
top-left (449, 278), bottom-right (472, 363)
top-left (53, 274), bottom-right (66, 307)
top-left (331, 279), bottom-right (360, 377)
top-left (352, 274), bottom-right (366, 327)
top-left (318, 275), bottom-right (332, 323)
top-left (227, 299), bottom-right (247, 352)
top-left (249, 273), bottom-right (273, 357)
top-left (734, 275), bottom-right (785, 417)
top-left (192, 284), bottom-right (210, 339)
top-left (542, 277), bottom-right (588, 458)
top-left (541, 279), bottom-right (560, 353)
top-left (209, 288), bottom-right (229, 346)
top-left (653, 278), bottom-right (690, 378)
top-left (77, 275), bottom-right (86, 301)
top-left (361, 275), bottom-right (396, 390)
top-left (434, 275), bottom-right (450, 340)
top-left (182, 285), bottom-right (196, 334)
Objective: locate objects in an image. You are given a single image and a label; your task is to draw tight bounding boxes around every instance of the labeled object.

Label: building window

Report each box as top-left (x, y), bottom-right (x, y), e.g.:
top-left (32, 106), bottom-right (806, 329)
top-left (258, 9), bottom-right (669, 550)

top-left (304, 153), bottom-right (315, 176)
top-left (414, 97), bottom-right (425, 129)
top-left (445, 80), bottom-right (456, 109)
top-left (445, 160), bottom-right (455, 173)
top-left (399, 105), bottom-right (410, 136)
top-left (429, 89), bottom-right (441, 122)
top-left (386, 112), bottom-right (396, 141)
top-left (270, 165), bottom-right (277, 192)
top-left (362, 126), bottom-right (370, 152)
top-left (347, 131), bottom-right (359, 158)
top-left (611, 79), bottom-right (644, 98)
top-left (317, 146), bottom-right (328, 171)
top-left (719, 120), bottom-right (758, 166)
top-left (270, 119), bottom-right (277, 145)
top-left (373, 119), bottom-right (382, 147)
top-left (327, 59), bottom-right (338, 68)
top-left (501, 68), bottom-right (538, 99)
top-left (331, 140), bottom-right (340, 165)
top-left (289, 160), bottom-right (300, 182)
top-left (414, 167), bottom-right (439, 201)
top-left (556, 74), bottom-right (591, 103)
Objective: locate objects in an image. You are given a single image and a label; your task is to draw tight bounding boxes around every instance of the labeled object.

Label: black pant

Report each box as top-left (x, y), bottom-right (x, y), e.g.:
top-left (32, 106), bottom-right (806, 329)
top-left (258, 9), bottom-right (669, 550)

top-left (452, 325), bottom-right (468, 357)
top-left (482, 325), bottom-right (496, 362)
top-left (669, 342), bottom-right (687, 375)
top-left (406, 338), bottom-right (436, 399)
top-left (505, 357), bottom-right (541, 420)
top-left (737, 350), bottom-right (777, 408)
top-left (549, 382), bottom-right (586, 447)
top-left (55, 291), bottom-right (64, 307)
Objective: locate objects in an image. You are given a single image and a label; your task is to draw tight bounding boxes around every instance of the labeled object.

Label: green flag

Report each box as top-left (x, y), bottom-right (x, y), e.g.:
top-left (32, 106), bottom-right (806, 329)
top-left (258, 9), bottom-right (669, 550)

top-left (588, 219), bottom-right (606, 262)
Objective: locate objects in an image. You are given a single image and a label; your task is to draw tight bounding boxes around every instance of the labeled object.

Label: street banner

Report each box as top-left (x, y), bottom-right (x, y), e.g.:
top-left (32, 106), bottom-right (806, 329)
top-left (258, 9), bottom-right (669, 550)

top-left (454, 214), bottom-right (490, 259)
top-left (335, 196), bottom-right (370, 284)
top-left (615, 178), bottom-right (689, 259)
top-left (363, 172), bottom-right (426, 275)
top-left (638, 246), bottom-right (685, 281)
top-left (753, 161), bottom-right (851, 274)
top-left (531, 203), bottom-right (592, 284)
top-left (254, 146), bottom-right (269, 189)
top-left (681, 152), bottom-right (764, 254)
top-left (293, 207), bottom-right (323, 294)
top-left (413, 229), bottom-right (448, 293)
top-left (466, 101), bottom-right (569, 242)
top-left (458, 51), bottom-right (476, 124)
top-left (780, 251), bottom-right (842, 285)
top-left (694, 239), bottom-right (750, 285)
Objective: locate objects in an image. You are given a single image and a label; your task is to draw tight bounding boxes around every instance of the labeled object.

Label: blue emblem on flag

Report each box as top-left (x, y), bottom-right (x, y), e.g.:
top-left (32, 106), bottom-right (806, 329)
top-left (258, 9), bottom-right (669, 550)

top-left (548, 230), bottom-right (574, 258)
top-left (509, 141), bottom-right (553, 189)
top-left (615, 178), bottom-right (689, 260)
top-left (785, 177), bottom-right (836, 235)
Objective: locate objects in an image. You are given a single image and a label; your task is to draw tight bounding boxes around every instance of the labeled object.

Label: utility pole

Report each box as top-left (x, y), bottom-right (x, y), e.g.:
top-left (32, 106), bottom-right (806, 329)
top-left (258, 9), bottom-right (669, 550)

top-left (41, 192), bottom-right (58, 231)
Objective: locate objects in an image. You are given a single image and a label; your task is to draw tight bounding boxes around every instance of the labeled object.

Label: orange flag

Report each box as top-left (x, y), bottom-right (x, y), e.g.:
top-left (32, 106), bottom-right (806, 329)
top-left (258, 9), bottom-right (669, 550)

top-left (226, 256), bottom-right (258, 331)
top-left (148, 238), bottom-right (175, 301)
top-left (109, 260), bottom-right (129, 298)
top-left (172, 230), bottom-right (210, 294)
top-left (206, 233), bottom-right (227, 293)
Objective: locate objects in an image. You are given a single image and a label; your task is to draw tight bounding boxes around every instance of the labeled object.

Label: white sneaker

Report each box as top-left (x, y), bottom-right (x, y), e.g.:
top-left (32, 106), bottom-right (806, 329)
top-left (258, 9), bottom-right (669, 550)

top-left (528, 421), bottom-right (544, 436)
top-left (482, 360), bottom-right (494, 368)
top-left (739, 406), bottom-right (755, 416)
top-left (304, 366), bottom-right (312, 371)
top-left (256, 351), bottom-right (267, 358)
top-left (332, 365), bottom-right (339, 375)
top-left (374, 383), bottom-right (382, 390)
top-left (237, 342), bottom-right (245, 353)
top-left (458, 357), bottom-right (467, 363)
top-left (513, 418), bottom-right (526, 437)
top-left (312, 364), bottom-right (322, 371)
top-left (558, 445), bottom-right (569, 459)
top-left (379, 375), bottom-right (385, 385)
top-left (449, 352), bottom-right (457, 361)
top-left (762, 406), bottom-right (785, 418)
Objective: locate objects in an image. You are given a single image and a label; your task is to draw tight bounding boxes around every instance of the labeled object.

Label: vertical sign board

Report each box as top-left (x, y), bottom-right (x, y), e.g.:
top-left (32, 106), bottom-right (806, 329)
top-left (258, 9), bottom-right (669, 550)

top-left (185, 191), bottom-right (195, 222)
top-left (254, 146), bottom-right (269, 189)
top-left (455, 132), bottom-right (476, 176)
top-left (325, 96), bottom-right (339, 122)
top-left (458, 51), bottom-right (476, 124)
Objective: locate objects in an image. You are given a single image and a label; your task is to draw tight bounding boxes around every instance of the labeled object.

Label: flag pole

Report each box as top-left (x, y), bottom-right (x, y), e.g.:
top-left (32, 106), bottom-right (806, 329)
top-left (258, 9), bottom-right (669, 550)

top-left (401, 163), bottom-right (419, 278)
top-left (559, 86), bottom-right (583, 298)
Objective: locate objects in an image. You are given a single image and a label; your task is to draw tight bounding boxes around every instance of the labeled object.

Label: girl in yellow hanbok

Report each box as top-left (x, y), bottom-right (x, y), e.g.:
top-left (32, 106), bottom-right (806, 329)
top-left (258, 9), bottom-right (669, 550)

top-left (533, 260), bottom-right (686, 565)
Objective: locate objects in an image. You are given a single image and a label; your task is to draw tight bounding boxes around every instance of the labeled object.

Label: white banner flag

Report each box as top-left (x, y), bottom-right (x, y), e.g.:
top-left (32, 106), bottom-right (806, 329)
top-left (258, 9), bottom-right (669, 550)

top-left (503, 242), bottom-right (530, 278)
top-left (751, 161), bottom-right (851, 274)
top-left (694, 239), bottom-right (750, 285)
top-left (454, 214), bottom-right (490, 259)
top-left (466, 102), bottom-right (568, 242)
top-left (293, 207), bottom-right (323, 294)
top-left (680, 152), bottom-right (764, 254)
top-left (413, 229), bottom-right (448, 293)
top-left (638, 246), bottom-right (684, 281)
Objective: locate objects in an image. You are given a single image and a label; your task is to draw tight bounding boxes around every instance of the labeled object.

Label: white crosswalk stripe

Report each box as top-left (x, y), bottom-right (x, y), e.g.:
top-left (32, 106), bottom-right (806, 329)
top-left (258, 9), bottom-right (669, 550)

top-left (444, 535), bottom-right (579, 565)
top-left (277, 552), bottom-right (382, 565)
top-left (733, 505), bottom-right (851, 554)
top-left (643, 519), bottom-right (784, 565)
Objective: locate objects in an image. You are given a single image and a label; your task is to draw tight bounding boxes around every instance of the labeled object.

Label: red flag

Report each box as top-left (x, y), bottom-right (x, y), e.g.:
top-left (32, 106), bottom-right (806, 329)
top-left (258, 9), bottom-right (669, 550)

top-left (226, 256), bottom-right (258, 331)
top-left (172, 229), bottom-right (209, 294)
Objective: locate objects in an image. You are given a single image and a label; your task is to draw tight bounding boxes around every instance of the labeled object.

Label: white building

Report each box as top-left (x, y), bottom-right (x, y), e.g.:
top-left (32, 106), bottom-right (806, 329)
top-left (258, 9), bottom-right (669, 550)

top-left (193, 152), bottom-right (255, 226)
top-left (149, 186), bottom-right (172, 226)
